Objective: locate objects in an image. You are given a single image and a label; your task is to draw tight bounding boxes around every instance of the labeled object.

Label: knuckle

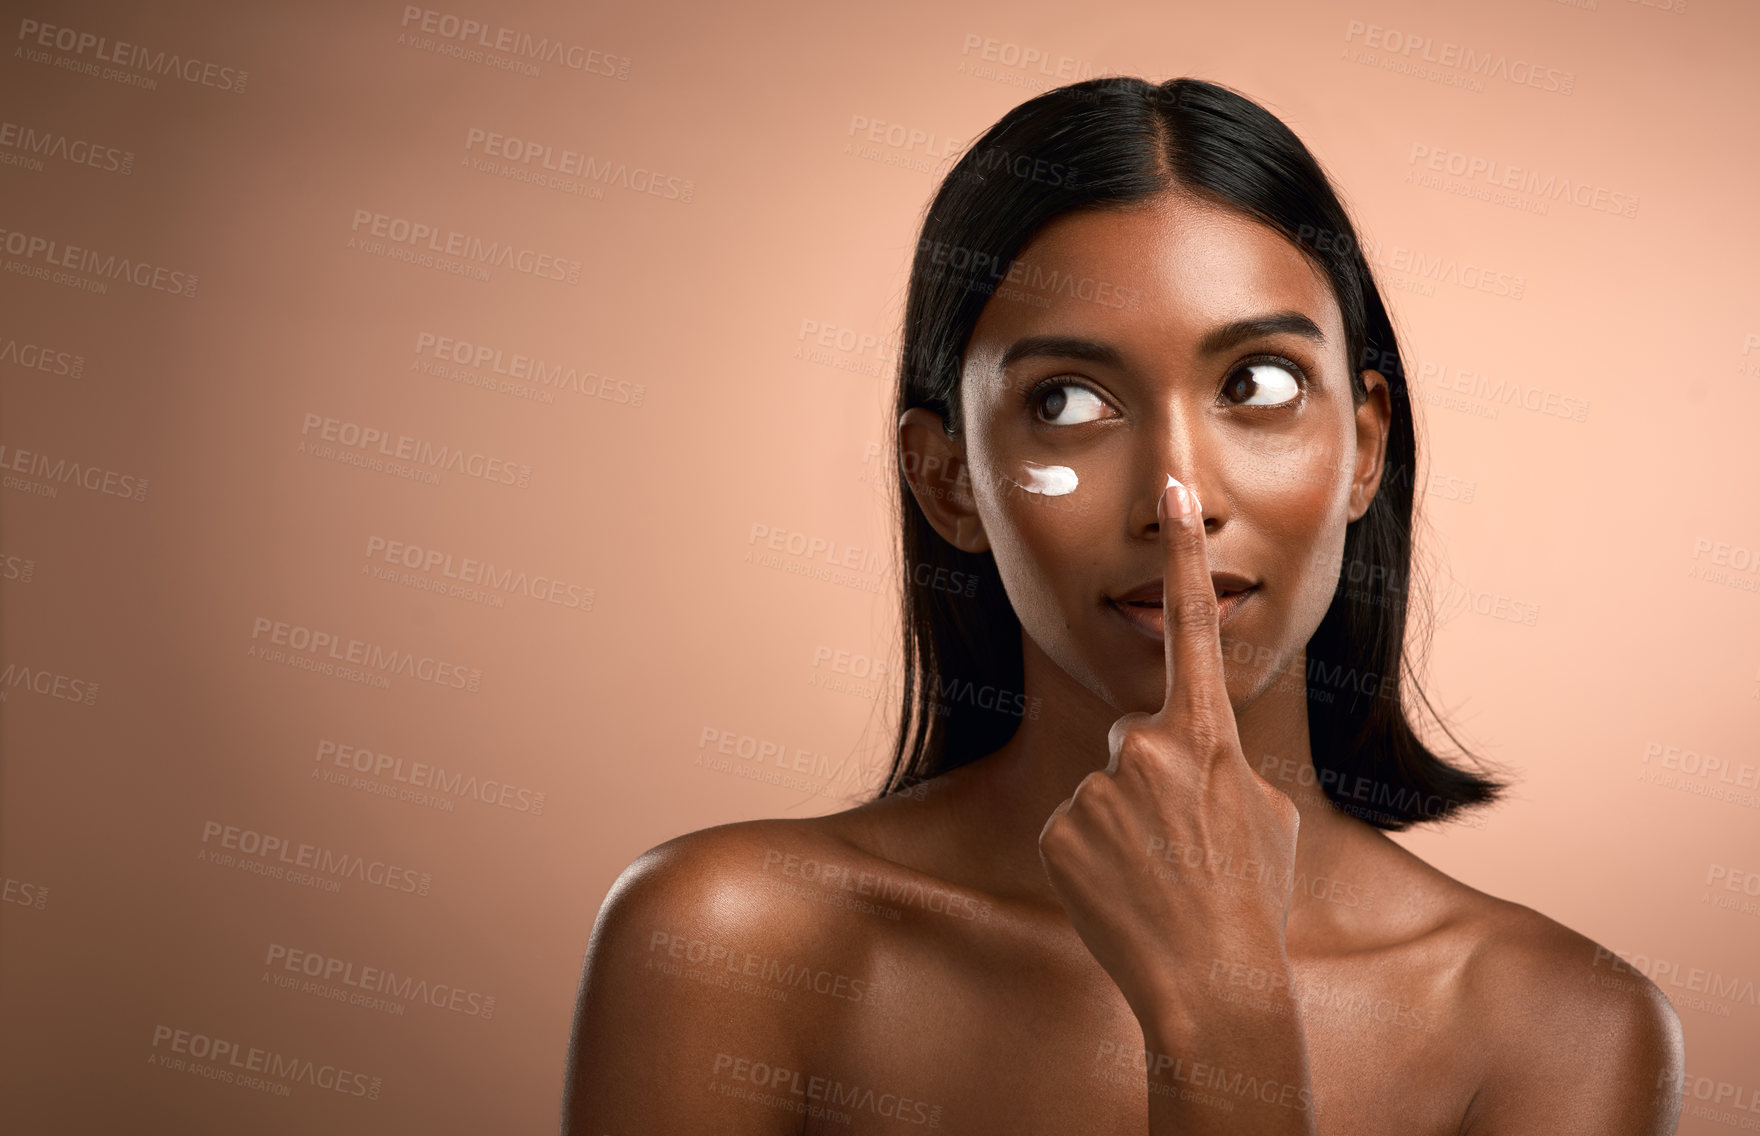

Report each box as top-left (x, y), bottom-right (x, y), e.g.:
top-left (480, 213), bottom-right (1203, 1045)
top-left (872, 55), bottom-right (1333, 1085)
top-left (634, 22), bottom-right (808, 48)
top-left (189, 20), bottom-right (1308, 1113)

top-left (1113, 729), bottom-right (1162, 767)
top-left (1070, 771), bottom-right (1114, 814)
top-left (1083, 770), bottom-right (1123, 811)
top-left (1107, 712), bottom-right (1153, 752)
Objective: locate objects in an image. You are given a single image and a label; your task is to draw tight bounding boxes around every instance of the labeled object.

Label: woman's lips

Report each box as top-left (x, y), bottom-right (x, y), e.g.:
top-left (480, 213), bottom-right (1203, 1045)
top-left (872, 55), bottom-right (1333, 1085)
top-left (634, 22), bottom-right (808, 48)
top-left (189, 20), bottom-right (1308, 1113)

top-left (1109, 587), bottom-right (1257, 641)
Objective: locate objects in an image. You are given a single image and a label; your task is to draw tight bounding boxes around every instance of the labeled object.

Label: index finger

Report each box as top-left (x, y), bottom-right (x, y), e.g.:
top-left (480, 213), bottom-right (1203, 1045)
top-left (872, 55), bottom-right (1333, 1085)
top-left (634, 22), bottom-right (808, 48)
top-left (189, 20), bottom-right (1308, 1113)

top-left (1157, 475), bottom-right (1229, 723)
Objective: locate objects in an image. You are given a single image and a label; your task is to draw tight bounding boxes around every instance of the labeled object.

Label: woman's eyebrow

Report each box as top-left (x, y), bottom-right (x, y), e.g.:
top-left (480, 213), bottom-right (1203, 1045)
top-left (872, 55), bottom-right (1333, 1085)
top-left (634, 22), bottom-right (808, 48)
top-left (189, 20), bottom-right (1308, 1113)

top-left (1196, 311), bottom-right (1327, 356)
top-left (997, 311), bottom-right (1326, 371)
top-left (998, 335), bottom-right (1123, 370)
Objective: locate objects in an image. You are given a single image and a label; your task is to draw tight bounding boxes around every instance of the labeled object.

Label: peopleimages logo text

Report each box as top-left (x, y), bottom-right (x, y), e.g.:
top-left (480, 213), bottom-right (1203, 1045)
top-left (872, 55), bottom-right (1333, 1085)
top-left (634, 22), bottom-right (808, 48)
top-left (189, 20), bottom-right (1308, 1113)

top-left (1344, 21), bottom-right (1575, 94)
top-left (16, 19), bottom-right (249, 92)
top-left (349, 210), bottom-right (582, 283)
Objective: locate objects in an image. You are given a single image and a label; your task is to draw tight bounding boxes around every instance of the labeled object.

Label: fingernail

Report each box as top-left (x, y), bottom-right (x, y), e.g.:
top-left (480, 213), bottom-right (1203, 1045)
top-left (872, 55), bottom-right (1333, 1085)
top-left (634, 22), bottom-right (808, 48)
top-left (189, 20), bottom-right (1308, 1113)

top-left (1162, 475), bottom-right (1197, 520)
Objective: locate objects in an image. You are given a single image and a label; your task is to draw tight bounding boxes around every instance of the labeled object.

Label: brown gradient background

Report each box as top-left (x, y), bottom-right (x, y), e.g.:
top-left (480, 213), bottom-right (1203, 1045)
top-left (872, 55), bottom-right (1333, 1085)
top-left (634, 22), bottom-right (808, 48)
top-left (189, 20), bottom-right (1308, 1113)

top-left (3, 0), bottom-right (1757, 1131)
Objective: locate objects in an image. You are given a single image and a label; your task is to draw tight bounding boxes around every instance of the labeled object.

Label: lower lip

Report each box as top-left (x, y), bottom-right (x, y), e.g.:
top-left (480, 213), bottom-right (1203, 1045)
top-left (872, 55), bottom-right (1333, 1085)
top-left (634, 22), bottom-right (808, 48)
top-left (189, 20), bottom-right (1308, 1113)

top-left (1109, 588), bottom-right (1257, 641)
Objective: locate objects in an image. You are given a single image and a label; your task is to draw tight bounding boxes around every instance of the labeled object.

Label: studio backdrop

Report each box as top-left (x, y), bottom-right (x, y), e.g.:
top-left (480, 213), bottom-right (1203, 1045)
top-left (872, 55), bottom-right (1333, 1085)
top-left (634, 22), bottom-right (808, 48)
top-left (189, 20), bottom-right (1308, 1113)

top-left (2, 0), bottom-right (1756, 1132)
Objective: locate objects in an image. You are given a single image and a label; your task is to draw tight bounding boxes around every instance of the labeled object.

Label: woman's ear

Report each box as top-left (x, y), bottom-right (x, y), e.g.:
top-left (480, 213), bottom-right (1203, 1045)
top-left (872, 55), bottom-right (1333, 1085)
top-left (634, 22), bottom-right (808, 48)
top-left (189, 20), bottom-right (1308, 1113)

top-left (897, 408), bottom-right (990, 554)
top-left (1349, 369), bottom-right (1392, 522)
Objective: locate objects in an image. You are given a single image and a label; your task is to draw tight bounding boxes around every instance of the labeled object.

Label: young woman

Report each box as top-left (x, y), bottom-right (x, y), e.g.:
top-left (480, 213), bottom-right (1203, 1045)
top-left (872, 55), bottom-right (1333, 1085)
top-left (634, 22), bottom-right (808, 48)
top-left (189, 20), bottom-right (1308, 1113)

top-left (563, 77), bottom-right (1683, 1134)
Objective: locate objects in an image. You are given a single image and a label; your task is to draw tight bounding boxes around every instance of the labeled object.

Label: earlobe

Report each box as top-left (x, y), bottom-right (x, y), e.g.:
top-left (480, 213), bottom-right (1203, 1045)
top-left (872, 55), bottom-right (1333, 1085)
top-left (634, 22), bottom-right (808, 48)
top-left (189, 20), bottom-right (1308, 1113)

top-left (898, 408), bottom-right (990, 555)
top-left (952, 515), bottom-right (990, 553)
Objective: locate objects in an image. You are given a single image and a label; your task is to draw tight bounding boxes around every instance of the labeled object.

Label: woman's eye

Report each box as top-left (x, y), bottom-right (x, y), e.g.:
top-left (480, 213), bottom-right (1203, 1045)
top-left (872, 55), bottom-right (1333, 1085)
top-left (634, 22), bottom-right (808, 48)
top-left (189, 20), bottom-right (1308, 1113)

top-left (1222, 361), bottom-right (1302, 407)
top-left (1035, 382), bottom-right (1110, 425)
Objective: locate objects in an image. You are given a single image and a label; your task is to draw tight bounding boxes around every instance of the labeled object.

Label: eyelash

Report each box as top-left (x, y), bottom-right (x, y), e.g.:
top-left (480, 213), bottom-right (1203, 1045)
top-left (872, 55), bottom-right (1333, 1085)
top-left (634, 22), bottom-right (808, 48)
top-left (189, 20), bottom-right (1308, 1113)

top-left (1022, 353), bottom-right (1312, 423)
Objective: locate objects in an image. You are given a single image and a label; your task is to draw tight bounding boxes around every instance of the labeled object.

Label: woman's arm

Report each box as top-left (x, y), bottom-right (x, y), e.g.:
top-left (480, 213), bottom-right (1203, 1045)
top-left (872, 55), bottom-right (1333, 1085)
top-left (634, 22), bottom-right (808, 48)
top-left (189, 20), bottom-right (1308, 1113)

top-left (1038, 478), bottom-right (1317, 1134)
top-left (560, 830), bottom-right (817, 1135)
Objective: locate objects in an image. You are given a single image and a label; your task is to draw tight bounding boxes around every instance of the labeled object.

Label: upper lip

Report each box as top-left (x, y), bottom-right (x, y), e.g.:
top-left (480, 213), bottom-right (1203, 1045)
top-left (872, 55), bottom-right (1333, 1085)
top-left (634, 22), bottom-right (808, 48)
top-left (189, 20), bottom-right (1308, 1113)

top-left (1111, 573), bottom-right (1257, 603)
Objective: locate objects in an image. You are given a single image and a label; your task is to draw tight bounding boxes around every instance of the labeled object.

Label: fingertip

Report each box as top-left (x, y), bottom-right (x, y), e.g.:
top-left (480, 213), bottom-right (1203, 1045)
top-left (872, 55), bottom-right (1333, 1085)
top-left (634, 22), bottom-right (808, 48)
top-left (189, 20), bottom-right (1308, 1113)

top-left (1159, 475), bottom-right (1194, 525)
top-left (1168, 476), bottom-right (1203, 525)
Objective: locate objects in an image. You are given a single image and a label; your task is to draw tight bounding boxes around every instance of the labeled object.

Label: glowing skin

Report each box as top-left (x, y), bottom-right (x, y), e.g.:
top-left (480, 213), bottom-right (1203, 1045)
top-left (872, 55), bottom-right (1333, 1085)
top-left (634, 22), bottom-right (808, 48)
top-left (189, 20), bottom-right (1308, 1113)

top-left (937, 194), bottom-right (1383, 720)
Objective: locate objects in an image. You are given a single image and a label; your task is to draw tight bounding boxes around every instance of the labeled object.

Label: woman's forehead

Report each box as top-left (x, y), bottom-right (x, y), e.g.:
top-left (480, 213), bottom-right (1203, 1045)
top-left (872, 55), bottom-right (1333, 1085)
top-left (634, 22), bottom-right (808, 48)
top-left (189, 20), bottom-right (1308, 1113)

top-left (968, 196), bottom-right (1343, 360)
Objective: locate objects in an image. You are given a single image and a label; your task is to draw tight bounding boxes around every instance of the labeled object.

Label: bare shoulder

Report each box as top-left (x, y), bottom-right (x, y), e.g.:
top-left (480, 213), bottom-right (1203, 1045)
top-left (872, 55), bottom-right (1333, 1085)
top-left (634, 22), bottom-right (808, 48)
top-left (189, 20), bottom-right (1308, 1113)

top-left (561, 815), bottom-right (887, 1135)
top-left (598, 815), bottom-right (845, 911)
top-left (573, 811), bottom-right (887, 1009)
top-left (586, 814), bottom-right (885, 963)
top-left (1432, 876), bottom-right (1685, 1133)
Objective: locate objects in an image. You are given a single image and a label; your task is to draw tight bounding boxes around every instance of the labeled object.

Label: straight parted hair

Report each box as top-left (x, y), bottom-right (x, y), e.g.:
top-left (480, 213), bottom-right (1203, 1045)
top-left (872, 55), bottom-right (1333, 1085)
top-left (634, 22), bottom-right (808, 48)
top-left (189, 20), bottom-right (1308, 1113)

top-left (876, 76), bottom-right (1503, 829)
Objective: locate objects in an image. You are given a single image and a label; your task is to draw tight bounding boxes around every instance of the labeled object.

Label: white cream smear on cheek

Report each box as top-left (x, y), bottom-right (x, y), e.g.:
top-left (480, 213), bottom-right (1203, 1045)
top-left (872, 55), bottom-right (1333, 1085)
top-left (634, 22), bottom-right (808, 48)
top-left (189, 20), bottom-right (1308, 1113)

top-left (1006, 460), bottom-right (1079, 496)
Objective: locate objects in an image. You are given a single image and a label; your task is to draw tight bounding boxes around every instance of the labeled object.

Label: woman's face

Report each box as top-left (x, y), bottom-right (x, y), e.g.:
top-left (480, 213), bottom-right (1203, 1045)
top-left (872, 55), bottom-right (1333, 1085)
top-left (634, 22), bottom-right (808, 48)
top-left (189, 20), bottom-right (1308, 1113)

top-left (941, 192), bottom-right (1390, 715)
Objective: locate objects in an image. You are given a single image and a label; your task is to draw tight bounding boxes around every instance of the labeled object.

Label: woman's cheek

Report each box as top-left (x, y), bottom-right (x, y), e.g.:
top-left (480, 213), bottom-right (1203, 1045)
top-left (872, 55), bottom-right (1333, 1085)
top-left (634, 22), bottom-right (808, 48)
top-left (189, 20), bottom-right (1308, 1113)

top-left (1254, 448), bottom-right (1354, 624)
top-left (1227, 426), bottom-right (1350, 514)
top-left (1232, 431), bottom-right (1344, 494)
top-left (978, 455), bottom-right (1105, 615)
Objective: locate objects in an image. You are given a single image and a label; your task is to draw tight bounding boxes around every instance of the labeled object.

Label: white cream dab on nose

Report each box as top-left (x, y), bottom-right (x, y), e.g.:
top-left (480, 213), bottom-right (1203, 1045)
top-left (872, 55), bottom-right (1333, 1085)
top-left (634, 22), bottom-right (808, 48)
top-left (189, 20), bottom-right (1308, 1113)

top-left (1013, 460), bottom-right (1078, 496)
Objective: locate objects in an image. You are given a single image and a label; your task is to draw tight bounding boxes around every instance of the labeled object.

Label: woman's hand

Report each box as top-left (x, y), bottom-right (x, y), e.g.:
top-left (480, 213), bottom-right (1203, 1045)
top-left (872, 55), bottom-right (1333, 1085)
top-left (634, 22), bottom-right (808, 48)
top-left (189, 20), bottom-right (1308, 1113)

top-left (1038, 476), bottom-right (1314, 1132)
